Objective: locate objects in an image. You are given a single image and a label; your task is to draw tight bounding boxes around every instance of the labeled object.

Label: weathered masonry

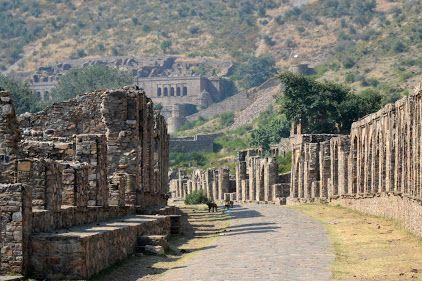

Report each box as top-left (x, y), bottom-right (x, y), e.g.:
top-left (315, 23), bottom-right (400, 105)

top-left (171, 138), bottom-right (292, 204)
top-left (170, 168), bottom-right (235, 202)
top-left (235, 147), bottom-right (291, 205)
top-left (0, 87), bottom-right (174, 279)
top-left (137, 76), bottom-right (222, 109)
top-left (289, 86), bottom-right (422, 237)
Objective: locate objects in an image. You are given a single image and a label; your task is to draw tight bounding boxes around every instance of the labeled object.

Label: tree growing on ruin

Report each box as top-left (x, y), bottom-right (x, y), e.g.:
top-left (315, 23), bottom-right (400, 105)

top-left (278, 72), bottom-right (382, 134)
top-left (249, 108), bottom-right (290, 150)
top-left (51, 65), bottom-right (133, 102)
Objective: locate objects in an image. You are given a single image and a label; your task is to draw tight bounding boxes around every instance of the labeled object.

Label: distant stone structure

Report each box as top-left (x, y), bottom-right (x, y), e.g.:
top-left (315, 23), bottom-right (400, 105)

top-left (23, 56), bottom-right (231, 107)
top-left (138, 75), bottom-right (224, 132)
top-left (235, 148), bottom-right (290, 205)
top-left (170, 139), bottom-right (292, 204)
top-left (170, 167), bottom-right (235, 202)
top-left (137, 75), bottom-right (222, 109)
top-left (22, 56), bottom-right (230, 132)
top-left (289, 85), bottom-right (421, 237)
top-left (170, 133), bottom-right (222, 153)
top-left (0, 86), bottom-right (177, 279)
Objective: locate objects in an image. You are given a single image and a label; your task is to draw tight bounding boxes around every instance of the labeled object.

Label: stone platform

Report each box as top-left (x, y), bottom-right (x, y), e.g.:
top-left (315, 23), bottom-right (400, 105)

top-left (30, 215), bottom-right (171, 280)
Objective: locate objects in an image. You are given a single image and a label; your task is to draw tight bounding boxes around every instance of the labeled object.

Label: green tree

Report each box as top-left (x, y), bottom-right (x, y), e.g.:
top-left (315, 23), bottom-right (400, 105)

top-left (278, 72), bottom-right (381, 134)
top-left (232, 55), bottom-right (277, 89)
top-left (51, 65), bottom-right (133, 102)
top-left (250, 110), bottom-right (290, 150)
top-left (0, 74), bottom-right (42, 114)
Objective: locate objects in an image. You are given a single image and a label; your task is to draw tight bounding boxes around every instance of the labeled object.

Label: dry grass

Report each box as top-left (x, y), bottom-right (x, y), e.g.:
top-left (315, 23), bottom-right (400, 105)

top-left (292, 204), bottom-right (422, 281)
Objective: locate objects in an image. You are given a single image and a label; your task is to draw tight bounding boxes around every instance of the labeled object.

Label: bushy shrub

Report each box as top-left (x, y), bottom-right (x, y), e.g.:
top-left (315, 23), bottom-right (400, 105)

top-left (219, 112), bottom-right (235, 127)
top-left (184, 190), bottom-right (209, 205)
top-left (170, 152), bottom-right (207, 167)
top-left (276, 152), bottom-right (292, 174)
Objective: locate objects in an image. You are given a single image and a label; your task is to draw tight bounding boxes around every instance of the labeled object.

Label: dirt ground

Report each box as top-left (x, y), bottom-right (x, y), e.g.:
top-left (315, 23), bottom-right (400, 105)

top-left (292, 204), bottom-right (422, 281)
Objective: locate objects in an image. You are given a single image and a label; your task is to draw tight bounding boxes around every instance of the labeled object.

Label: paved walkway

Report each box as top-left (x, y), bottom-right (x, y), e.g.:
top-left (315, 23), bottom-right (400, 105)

top-left (160, 204), bottom-right (334, 281)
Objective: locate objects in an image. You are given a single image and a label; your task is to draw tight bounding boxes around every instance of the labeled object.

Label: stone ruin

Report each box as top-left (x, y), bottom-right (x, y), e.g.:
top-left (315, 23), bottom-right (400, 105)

top-left (235, 148), bottom-right (291, 205)
top-left (171, 138), bottom-right (292, 204)
top-left (0, 86), bottom-right (177, 279)
top-left (170, 167), bottom-right (235, 202)
top-left (172, 85), bottom-right (421, 239)
top-left (289, 85), bottom-right (422, 236)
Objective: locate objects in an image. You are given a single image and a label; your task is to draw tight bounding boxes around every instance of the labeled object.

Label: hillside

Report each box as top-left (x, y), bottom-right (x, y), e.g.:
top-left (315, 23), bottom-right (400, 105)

top-left (1, 0), bottom-right (420, 97)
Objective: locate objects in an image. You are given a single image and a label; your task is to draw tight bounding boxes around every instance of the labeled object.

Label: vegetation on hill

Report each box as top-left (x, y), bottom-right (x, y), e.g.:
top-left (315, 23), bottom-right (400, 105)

top-left (50, 65), bottom-right (133, 102)
top-left (2, 0), bottom-right (420, 101)
top-left (0, 74), bottom-right (42, 114)
top-left (230, 55), bottom-right (278, 89)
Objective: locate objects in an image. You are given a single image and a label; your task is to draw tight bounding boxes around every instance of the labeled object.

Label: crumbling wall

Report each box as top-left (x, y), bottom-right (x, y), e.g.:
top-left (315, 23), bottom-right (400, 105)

top-left (19, 86), bottom-right (169, 208)
top-left (0, 86), bottom-right (170, 276)
top-left (0, 184), bottom-right (32, 275)
top-left (288, 86), bottom-right (422, 236)
top-left (170, 167), bottom-right (231, 202)
top-left (0, 91), bottom-right (20, 183)
top-left (234, 148), bottom-right (290, 204)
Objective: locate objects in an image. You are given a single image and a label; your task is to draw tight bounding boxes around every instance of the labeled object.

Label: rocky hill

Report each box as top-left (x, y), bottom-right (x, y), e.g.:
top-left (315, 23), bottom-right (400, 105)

top-left (1, 0), bottom-right (420, 97)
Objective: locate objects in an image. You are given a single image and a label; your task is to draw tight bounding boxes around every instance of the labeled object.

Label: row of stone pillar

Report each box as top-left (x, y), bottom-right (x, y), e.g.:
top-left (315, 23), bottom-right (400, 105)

top-left (235, 154), bottom-right (289, 203)
top-left (170, 167), bottom-right (230, 202)
top-left (290, 86), bottom-right (422, 202)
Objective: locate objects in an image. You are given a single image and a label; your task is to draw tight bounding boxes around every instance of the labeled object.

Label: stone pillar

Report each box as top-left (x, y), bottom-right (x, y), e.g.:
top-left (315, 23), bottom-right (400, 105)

top-left (109, 173), bottom-right (127, 207)
top-left (264, 158), bottom-right (278, 202)
top-left (60, 162), bottom-right (90, 207)
top-left (187, 180), bottom-right (193, 195)
top-left (212, 170), bottom-right (218, 202)
top-left (74, 134), bottom-right (108, 206)
top-left (241, 179), bottom-right (248, 202)
top-left (248, 158), bottom-right (256, 202)
top-left (182, 183), bottom-right (187, 199)
top-left (218, 168), bottom-right (229, 201)
top-left (235, 161), bottom-right (246, 201)
top-left (0, 91), bottom-right (20, 183)
top-left (205, 169), bottom-right (213, 200)
top-left (318, 141), bottom-right (330, 199)
top-left (272, 184), bottom-right (282, 201)
top-left (0, 183), bottom-right (32, 275)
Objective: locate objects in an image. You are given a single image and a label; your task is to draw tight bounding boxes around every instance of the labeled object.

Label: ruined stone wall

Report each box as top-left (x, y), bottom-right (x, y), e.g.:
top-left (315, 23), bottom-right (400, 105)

top-left (289, 86), bottom-right (422, 236)
top-left (0, 184), bottom-right (32, 275)
top-left (18, 86), bottom-right (169, 207)
top-left (170, 167), bottom-right (231, 202)
top-left (0, 87), bottom-right (171, 276)
top-left (233, 147), bottom-right (290, 204)
top-left (0, 91), bottom-right (20, 183)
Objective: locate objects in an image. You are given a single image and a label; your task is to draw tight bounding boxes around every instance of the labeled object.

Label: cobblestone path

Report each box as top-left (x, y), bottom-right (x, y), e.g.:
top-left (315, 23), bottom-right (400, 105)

top-left (160, 204), bottom-right (334, 281)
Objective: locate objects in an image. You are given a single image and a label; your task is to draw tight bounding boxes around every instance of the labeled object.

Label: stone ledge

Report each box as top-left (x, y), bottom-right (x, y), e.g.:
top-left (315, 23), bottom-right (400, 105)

top-left (30, 215), bottom-right (171, 280)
